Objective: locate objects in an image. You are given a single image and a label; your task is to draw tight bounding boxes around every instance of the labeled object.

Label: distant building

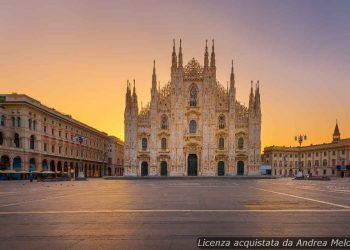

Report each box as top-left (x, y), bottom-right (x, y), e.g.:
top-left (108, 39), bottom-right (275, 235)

top-left (0, 94), bottom-right (123, 178)
top-left (124, 40), bottom-right (262, 177)
top-left (262, 121), bottom-right (350, 177)
top-left (107, 136), bottom-right (124, 176)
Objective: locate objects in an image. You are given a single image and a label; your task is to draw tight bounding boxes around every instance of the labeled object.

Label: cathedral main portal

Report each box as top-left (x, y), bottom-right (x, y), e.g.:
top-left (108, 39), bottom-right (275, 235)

top-left (187, 154), bottom-right (198, 176)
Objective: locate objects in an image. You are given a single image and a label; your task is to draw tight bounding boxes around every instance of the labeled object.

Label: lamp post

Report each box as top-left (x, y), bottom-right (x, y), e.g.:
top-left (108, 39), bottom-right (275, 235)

top-left (294, 134), bottom-right (307, 176)
top-left (74, 134), bottom-right (87, 180)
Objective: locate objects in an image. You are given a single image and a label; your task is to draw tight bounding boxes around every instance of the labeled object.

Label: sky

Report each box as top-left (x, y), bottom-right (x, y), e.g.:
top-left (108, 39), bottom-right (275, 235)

top-left (0, 0), bottom-right (349, 149)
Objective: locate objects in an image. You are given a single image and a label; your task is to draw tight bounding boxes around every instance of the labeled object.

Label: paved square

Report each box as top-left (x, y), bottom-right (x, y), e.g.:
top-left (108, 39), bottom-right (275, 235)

top-left (0, 178), bottom-right (350, 250)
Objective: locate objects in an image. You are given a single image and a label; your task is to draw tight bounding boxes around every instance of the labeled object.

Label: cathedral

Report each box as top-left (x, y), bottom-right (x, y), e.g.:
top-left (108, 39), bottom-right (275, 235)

top-left (124, 40), bottom-right (261, 176)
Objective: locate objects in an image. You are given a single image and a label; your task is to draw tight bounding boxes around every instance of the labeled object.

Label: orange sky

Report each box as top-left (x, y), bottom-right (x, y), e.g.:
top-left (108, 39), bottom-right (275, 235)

top-left (1, 0), bottom-right (349, 149)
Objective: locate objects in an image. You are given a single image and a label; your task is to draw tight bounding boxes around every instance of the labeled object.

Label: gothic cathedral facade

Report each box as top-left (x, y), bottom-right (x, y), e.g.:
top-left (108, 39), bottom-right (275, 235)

top-left (124, 40), bottom-right (261, 176)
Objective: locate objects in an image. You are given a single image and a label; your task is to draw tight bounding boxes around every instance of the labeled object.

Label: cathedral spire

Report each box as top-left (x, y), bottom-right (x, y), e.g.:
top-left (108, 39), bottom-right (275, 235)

top-left (178, 39), bottom-right (183, 68)
top-left (171, 39), bottom-right (177, 71)
top-left (132, 79), bottom-right (138, 113)
top-left (249, 80), bottom-right (255, 111)
top-left (254, 81), bottom-right (261, 116)
top-left (210, 39), bottom-right (216, 69)
top-left (204, 40), bottom-right (209, 71)
top-left (230, 60), bottom-right (235, 89)
top-left (125, 80), bottom-right (131, 109)
top-left (152, 60), bottom-right (157, 89)
top-left (333, 120), bottom-right (341, 142)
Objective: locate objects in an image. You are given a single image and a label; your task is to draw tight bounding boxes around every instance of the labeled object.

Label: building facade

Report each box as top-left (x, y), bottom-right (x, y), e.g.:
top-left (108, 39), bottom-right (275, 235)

top-left (263, 122), bottom-right (350, 177)
top-left (0, 94), bottom-right (122, 178)
top-left (106, 136), bottom-right (124, 176)
top-left (124, 40), bottom-right (262, 176)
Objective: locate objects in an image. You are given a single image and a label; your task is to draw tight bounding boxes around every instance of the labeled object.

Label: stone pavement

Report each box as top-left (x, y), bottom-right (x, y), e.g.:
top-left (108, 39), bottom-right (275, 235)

top-left (0, 178), bottom-right (349, 250)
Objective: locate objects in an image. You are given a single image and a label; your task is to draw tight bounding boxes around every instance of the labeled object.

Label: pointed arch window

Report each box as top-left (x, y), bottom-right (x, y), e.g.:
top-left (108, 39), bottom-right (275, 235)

top-left (238, 137), bottom-right (244, 149)
top-left (189, 120), bottom-right (197, 134)
top-left (218, 115), bottom-right (225, 129)
top-left (142, 138), bottom-right (148, 151)
top-left (161, 115), bottom-right (168, 129)
top-left (161, 138), bottom-right (167, 150)
top-left (189, 85), bottom-right (198, 106)
top-left (219, 137), bottom-right (224, 150)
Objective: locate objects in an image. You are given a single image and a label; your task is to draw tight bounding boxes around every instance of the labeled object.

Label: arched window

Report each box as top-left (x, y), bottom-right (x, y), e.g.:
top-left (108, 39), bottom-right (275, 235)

top-left (0, 115), bottom-right (5, 126)
top-left (0, 132), bottom-right (3, 145)
top-left (189, 120), bottom-right (197, 134)
top-left (12, 117), bottom-right (16, 127)
top-left (218, 115), bottom-right (225, 129)
top-left (161, 138), bottom-right (167, 150)
top-left (28, 119), bottom-right (32, 129)
top-left (290, 161), bottom-right (293, 167)
top-left (189, 86), bottom-right (198, 106)
top-left (219, 137), bottom-right (224, 150)
top-left (323, 159), bottom-right (327, 167)
top-left (0, 155), bottom-right (10, 170)
top-left (238, 137), bottom-right (244, 149)
top-left (307, 160), bottom-right (311, 167)
top-left (315, 160), bottom-right (319, 167)
top-left (33, 120), bottom-right (36, 131)
top-left (17, 117), bottom-right (21, 127)
top-left (14, 133), bottom-right (20, 148)
top-left (142, 138), bottom-right (148, 151)
top-left (13, 156), bottom-right (22, 171)
top-left (30, 135), bottom-right (35, 150)
top-left (161, 115), bottom-right (168, 129)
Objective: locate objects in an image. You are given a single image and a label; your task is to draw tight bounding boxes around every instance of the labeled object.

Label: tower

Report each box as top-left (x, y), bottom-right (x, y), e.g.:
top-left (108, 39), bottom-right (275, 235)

top-left (333, 120), bottom-right (340, 142)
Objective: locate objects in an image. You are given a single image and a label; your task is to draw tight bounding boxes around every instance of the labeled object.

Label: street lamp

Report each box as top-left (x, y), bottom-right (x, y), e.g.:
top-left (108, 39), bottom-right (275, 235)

top-left (294, 134), bottom-right (307, 176)
top-left (74, 134), bottom-right (87, 180)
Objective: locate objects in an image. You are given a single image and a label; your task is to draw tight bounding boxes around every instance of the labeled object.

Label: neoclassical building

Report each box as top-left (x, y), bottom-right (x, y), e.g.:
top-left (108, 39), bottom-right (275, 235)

top-left (124, 40), bottom-right (262, 176)
top-left (0, 94), bottom-right (123, 178)
top-left (107, 136), bottom-right (124, 176)
top-left (263, 122), bottom-right (350, 178)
